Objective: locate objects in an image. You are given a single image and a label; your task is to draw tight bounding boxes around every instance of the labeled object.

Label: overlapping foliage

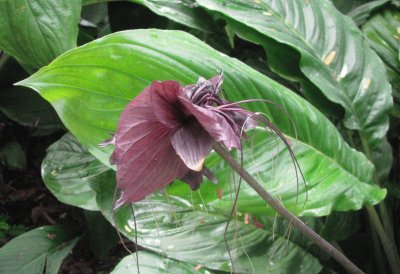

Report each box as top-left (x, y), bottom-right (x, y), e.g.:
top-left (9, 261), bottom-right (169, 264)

top-left (0, 0), bottom-right (399, 273)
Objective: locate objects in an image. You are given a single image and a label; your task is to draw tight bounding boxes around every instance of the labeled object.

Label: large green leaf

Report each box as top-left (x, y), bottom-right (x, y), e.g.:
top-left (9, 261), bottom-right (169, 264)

top-left (19, 29), bottom-right (385, 213)
top-left (0, 226), bottom-right (79, 274)
top-left (43, 134), bottom-right (322, 273)
top-left (363, 9), bottom-right (400, 115)
top-left (195, 0), bottom-right (393, 179)
top-left (0, 0), bottom-right (82, 72)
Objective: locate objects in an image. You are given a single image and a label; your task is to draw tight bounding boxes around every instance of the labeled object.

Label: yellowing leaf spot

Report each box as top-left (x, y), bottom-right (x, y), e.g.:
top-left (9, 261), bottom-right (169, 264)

top-left (397, 27), bottom-right (400, 34)
top-left (124, 224), bottom-right (132, 233)
top-left (363, 78), bottom-right (372, 90)
top-left (394, 34), bottom-right (400, 40)
top-left (194, 265), bottom-right (203, 271)
top-left (254, 0), bottom-right (261, 3)
top-left (324, 51), bottom-right (336, 65)
top-left (47, 233), bottom-right (56, 240)
top-left (262, 11), bottom-right (272, 16)
top-left (244, 213), bottom-right (249, 224)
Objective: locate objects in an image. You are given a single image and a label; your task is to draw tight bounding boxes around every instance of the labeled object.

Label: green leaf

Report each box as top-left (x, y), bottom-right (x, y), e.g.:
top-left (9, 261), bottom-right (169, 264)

top-left (0, 0), bottom-right (82, 71)
top-left (363, 9), bottom-right (400, 110)
top-left (0, 226), bottom-right (79, 274)
top-left (19, 29), bottom-right (385, 213)
top-left (130, 0), bottom-right (217, 32)
top-left (117, 197), bottom-right (323, 273)
top-left (84, 210), bottom-right (119, 259)
top-left (0, 87), bottom-right (63, 133)
top-left (0, 141), bottom-right (26, 171)
top-left (112, 251), bottom-right (218, 273)
top-left (43, 134), bottom-right (323, 273)
top-left (195, 0), bottom-right (393, 179)
top-left (42, 133), bottom-right (111, 211)
top-left (332, 0), bottom-right (391, 26)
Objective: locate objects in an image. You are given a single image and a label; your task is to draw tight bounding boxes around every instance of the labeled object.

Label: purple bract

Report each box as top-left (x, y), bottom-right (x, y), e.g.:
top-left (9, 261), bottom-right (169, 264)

top-left (105, 73), bottom-right (256, 207)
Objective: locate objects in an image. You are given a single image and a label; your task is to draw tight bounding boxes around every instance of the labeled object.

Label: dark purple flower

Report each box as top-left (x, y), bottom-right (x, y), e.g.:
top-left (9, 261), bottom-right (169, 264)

top-left (105, 73), bottom-right (257, 207)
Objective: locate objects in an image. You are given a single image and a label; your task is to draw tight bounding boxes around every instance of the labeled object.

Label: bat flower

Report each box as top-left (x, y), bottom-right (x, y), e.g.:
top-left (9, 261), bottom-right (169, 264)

top-left (104, 73), bottom-right (258, 207)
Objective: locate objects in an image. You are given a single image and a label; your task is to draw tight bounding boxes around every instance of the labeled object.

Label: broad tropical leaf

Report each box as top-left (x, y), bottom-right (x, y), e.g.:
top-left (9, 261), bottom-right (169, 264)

top-left (19, 29), bottom-right (385, 214)
top-left (195, 0), bottom-right (393, 179)
top-left (43, 134), bottom-right (323, 273)
top-left (363, 9), bottom-right (400, 116)
top-left (0, 226), bottom-right (79, 274)
top-left (0, 0), bottom-right (82, 72)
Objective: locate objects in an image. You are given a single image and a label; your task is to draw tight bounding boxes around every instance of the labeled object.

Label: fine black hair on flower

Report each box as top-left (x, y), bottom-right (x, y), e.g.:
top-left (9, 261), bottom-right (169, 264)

top-left (101, 72), bottom-right (303, 209)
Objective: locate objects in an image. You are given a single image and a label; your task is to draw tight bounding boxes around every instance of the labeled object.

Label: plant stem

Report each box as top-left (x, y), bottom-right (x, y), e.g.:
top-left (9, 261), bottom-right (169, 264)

top-left (367, 205), bottom-right (400, 272)
top-left (212, 143), bottom-right (364, 274)
top-left (359, 132), bottom-right (400, 273)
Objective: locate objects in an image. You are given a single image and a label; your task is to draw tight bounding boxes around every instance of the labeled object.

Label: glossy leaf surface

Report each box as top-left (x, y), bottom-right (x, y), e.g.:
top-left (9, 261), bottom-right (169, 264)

top-left (363, 9), bottom-right (400, 111)
top-left (112, 251), bottom-right (218, 273)
top-left (42, 133), bottom-right (111, 211)
top-left (0, 0), bottom-right (82, 71)
top-left (195, 0), bottom-right (393, 178)
top-left (20, 29), bottom-right (385, 214)
top-left (43, 134), bottom-right (323, 273)
top-left (0, 226), bottom-right (79, 274)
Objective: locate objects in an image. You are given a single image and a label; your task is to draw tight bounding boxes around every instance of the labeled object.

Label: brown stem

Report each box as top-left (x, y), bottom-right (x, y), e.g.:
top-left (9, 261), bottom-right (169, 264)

top-left (212, 143), bottom-right (364, 274)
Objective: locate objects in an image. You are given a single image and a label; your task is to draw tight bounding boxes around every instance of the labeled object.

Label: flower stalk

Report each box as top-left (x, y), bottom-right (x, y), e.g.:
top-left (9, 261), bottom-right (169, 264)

top-left (212, 142), bottom-right (364, 274)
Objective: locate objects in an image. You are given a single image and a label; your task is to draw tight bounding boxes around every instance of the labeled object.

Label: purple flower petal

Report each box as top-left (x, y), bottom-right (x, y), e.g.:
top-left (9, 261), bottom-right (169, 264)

top-left (178, 94), bottom-right (241, 150)
top-left (112, 82), bottom-right (188, 206)
top-left (171, 120), bottom-right (213, 171)
top-left (150, 80), bottom-right (182, 127)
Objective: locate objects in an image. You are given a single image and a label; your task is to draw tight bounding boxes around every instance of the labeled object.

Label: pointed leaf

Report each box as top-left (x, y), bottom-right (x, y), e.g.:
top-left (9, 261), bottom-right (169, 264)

top-left (19, 29), bottom-right (384, 213)
top-left (363, 9), bottom-right (400, 112)
top-left (0, 0), bottom-right (82, 71)
top-left (195, 0), bottom-right (393, 179)
top-left (0, 226), bottom-right (79, 274)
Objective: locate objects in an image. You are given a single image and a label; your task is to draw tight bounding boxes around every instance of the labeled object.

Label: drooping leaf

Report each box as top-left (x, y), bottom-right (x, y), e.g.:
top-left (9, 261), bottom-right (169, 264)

top-left (19, 29), bottom-right (385, 213)
top-left (0, 226), bottom-right (79, 274)
top-left (0, 87), bottom-right (64, 134)
top-left (195, 0), bottom-right (393, 180)
top-left (112, 251), bottom-right (218, 274)
top-left (363, 9), bottom-right (400, 116)
top-left (0, 0), bottom-right (82, 72)
top-left (42, 133), bottom-right (112, 211)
